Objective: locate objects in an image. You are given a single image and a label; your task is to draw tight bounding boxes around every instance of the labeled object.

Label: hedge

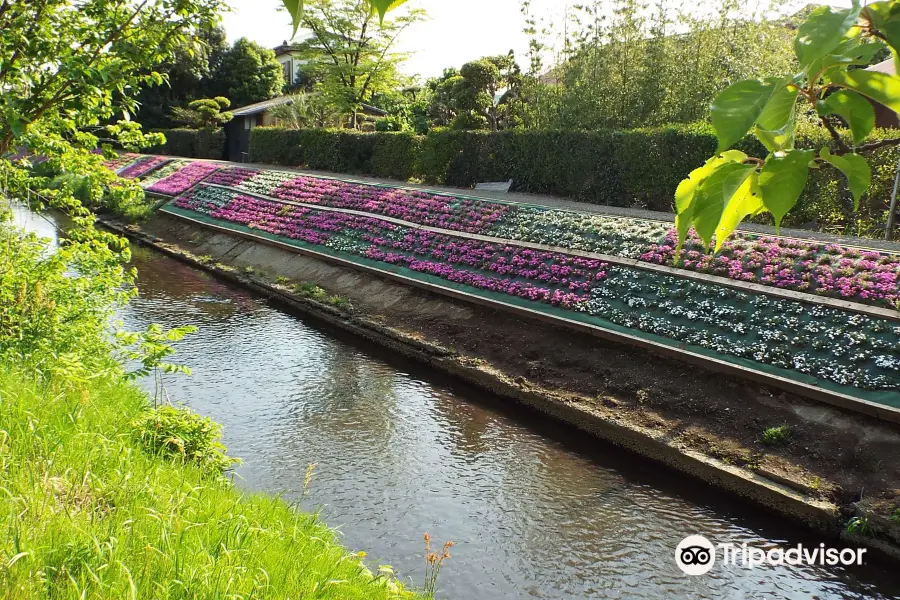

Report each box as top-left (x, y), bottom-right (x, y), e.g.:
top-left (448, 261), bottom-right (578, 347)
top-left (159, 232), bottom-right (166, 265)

top-left (150, 128), bottom-right (225, 160)
top-left (248, 125), bottom-right (900, 236)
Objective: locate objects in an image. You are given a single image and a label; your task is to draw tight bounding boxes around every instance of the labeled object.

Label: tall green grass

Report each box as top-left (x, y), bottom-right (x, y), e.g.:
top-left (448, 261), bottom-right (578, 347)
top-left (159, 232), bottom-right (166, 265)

top-left (0, 369), bottom-right (421, 599)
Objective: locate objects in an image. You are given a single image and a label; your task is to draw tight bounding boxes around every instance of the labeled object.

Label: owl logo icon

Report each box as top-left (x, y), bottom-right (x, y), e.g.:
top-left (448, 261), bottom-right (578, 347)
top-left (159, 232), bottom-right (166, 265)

top-left (676, 535), bottom-right (716, 575)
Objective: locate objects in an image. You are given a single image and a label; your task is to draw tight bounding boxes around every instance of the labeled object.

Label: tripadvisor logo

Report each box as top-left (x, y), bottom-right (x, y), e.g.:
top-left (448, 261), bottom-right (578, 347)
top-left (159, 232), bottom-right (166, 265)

top-left (675, 535), bottom-right (867, 575)
top-left (676, 535), bottom-right (716, 575)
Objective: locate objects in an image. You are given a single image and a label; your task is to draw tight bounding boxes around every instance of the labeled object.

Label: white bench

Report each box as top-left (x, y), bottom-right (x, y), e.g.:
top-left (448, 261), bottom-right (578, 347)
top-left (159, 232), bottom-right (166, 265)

top-left (474, 179), bottom-right (513, 193)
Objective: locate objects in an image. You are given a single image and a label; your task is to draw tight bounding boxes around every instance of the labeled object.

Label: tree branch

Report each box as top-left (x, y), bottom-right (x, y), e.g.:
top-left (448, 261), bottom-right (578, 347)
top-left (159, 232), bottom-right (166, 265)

top-left (820, 115), bottom-right (851, 154)
top-left (855, 136), bottom-right (900, 154)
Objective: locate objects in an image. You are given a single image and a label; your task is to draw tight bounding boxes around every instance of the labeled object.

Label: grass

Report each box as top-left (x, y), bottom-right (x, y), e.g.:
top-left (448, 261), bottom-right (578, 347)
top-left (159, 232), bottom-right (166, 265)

top-left (292, 282), bottom-right (353, 311)
top-left (846, 514), bottom-right (871, 536)
top-left (760, 424), bottom-right (792, 447)
top-left (891, 508), bottom-right (900, 523)
top-left (0, 368), bottom-right (421, 599)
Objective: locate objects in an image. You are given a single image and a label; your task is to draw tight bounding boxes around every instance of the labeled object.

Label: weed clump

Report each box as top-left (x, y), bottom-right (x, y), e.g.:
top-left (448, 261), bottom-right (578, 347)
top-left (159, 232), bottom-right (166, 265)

top-left (760, 424), bottom-right (792, 447)
top-left (131, 405), bottom-right (239, 475)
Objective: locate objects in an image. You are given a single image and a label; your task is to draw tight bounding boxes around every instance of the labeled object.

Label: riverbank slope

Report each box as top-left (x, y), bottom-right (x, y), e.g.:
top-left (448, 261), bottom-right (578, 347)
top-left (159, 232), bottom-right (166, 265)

top-left (116, 209), bottom-right (900, 560)
top-left (0, 368), bottom-right (420, 598)
top-left (0, 215), bottom-right (422, 599)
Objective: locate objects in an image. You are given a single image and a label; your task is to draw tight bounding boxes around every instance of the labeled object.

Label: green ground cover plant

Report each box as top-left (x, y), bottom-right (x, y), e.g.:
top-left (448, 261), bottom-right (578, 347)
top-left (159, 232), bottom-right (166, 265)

top-left (760, 424), bottom-right (793, 446)
top-left (0, 369), bottom-right (417, 599)
top-left (0, 214), bottom-right (422, 599)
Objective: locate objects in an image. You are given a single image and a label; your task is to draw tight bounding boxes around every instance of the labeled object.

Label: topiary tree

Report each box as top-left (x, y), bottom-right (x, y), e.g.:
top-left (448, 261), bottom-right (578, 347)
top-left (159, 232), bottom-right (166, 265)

top-left (430, 53), bottom-right (523, 131)
top-left (171, 97), bottom-right (233, 128)
top-left (677, 0), bottom-right (900, 251)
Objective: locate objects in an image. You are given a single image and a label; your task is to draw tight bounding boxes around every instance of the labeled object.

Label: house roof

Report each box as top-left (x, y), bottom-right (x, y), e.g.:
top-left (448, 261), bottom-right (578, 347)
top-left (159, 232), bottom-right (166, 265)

top-left (230, 96), bottom-right (388, 118)
top-left (274, 39), bottom-right (313, 57)
top-left (360, 103), bottom-right (387, 116)
top-left (231, 96), bottom-right (295, 116)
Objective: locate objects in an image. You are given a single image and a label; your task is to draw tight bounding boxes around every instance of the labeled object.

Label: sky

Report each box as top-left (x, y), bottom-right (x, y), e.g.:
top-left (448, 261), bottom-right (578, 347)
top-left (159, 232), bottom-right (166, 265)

top-left (220, 0), bottom-right (853, 80)
top-left (220, 0), bottom-right (566, 80)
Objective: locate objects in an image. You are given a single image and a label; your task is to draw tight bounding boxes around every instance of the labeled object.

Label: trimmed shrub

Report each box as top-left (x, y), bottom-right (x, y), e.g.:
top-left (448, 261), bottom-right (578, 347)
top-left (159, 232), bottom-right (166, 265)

top-left (372, 132), bottom-right (422, 180)
top-left (150, 128), bottom-right (225, 160)
top-left (247, 127), bottom-right (305, 166)
top-left (246, 124), bottom-right (900, 236)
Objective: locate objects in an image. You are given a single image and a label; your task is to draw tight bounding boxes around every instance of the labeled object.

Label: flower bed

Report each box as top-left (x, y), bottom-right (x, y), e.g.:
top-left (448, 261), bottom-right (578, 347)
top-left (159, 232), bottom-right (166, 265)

top-left (164, 184), bottom-right (900, 397)
top-left (232, 169), bottom-right (296, 196)
top-left (205, 166), bottom-right (262, 187)
top-left (145, 161), bottom-right (219, 196)
top-left (211, 167), bottom-right (512, 234)
top-left (577, 267), bottom-right (900, 391)
top-left (271, 176), bottom-right (512, 234)
top-left (139, 159), bottom-right (190, 187)
top-left (118, 155), bottom-right (171, 179)
top-left (101, 152), bottom-right (140, 171)
top-left (174, 185), bottom-right (606, 307)
top-left (488, 206), bottom-right (670, 259)
top-left (201, 166), bottom-right (900, 310)
top-left (642, 232), bottom-right (900, 308)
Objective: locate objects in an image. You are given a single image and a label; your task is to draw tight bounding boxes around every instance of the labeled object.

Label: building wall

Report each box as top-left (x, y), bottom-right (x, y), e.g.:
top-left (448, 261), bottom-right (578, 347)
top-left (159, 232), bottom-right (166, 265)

top-left (874, 103), bottom-right (900, 129)
top-left (275, 51), bottom-right (307, 87)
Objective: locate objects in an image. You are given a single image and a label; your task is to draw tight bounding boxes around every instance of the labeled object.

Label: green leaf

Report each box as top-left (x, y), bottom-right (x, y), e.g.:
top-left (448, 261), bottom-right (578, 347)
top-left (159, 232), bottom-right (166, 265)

top-left (715, 173), bottom-right (763, 252)
top-left (863, 2), bottom-right (900, 58)
top-left (9, 118), bottom-right (27, 138)
top-left (368, 0), bottom-right (410, 22)
top-left (281, 0), bottom-right (304, 38)
top-left (692, 162), bottom-right (757, 248)
top-left (710, 80), bottom-right (776, 152)
top-left (794, 0), bottom-right (862, 68)
top-left (674, 150), bottom-right (748, 252)
top-left (820, 89), bottom-right (875, 144)
top-left (756, 81), bottom-right (799, 131)
top-left (758, 150), bottom-right (816, 229)
top-left (755, 127), bottom-right (795, 153)
top-left (755, 80), bottom-right (799, 152)
top-left (820, 147), bottom-right (872, 210)
top-left (829, 69), bottom-right (900, 114)
top-left (808, 37), bottom-right (886, 79)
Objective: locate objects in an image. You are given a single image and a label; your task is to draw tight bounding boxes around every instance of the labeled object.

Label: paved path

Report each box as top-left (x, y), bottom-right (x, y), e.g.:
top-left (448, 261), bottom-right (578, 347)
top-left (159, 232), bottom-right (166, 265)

top-left (185, 155), bottom-right (900, 253)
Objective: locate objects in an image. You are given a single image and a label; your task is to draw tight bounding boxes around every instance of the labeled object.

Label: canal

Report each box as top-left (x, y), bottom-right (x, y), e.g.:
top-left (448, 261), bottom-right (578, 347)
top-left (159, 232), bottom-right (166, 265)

top-left (13, 205), bottom-right (900, 599)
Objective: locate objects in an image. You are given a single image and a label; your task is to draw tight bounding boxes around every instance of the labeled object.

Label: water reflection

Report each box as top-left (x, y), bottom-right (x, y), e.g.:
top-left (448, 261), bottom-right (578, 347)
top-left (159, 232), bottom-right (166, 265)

top-left (106, 245), bottom-right (900, 600)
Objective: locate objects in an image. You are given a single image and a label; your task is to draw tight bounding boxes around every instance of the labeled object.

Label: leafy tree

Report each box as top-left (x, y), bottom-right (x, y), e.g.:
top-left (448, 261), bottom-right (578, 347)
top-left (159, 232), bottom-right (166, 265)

top-left (134, 25), bottom-right (230, 129)
top-left (208, 38), bottom-right (284, 108)
top-left (281, 0), bottom-right (412, 35)
top-left (0, 0), bottom-right (219, 155)
top-left (371, 86), bottom-right (433, 133)
top-left (521, 0), bottom-right (797, 130)
top-left (0, 0), bottom-right (221, 379)
top-left (0, 0), bottom-right (222, 226)
top-left (172, 97), bottom-right (234, 128)
top-left (427, 68), bottom-right (461, 127)
top-left (297, 0), bottom-right (426, 128)
top-left (676, 0), bottom-right (900, 251)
